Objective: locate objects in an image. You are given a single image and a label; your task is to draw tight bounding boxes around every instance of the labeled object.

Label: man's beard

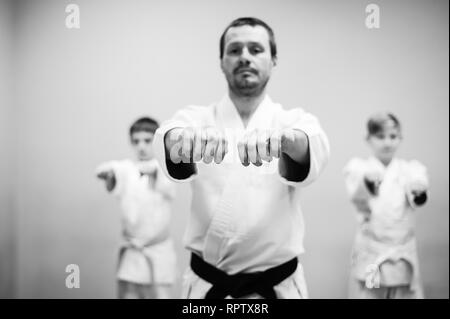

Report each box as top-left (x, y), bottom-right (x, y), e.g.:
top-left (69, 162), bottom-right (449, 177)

top-left (228, 74), bottom-right (270, 98)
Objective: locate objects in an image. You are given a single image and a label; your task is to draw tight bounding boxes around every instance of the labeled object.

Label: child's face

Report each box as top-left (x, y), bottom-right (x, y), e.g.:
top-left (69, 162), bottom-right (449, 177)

top-left (367, 121), bottom-right (402, 164)
top-left (130, 131), bottom-right (154, 161)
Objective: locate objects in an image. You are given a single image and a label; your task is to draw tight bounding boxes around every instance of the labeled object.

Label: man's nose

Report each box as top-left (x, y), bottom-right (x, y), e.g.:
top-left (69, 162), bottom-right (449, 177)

top-left (238, 47), bottom-right (251, 65)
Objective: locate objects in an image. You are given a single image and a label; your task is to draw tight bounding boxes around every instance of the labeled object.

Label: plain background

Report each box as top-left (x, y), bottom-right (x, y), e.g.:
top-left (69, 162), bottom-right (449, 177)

top-left (0, 0), bottom-right (448, 298)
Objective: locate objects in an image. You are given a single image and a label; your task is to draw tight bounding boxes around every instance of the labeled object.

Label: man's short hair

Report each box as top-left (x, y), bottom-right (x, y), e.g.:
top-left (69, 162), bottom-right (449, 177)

top-left (129, 117), bottom-right (159, 136)
top-left (367, 112), bottom-right (401, 136)
top-left (219, 17), bottom-right (277, 60)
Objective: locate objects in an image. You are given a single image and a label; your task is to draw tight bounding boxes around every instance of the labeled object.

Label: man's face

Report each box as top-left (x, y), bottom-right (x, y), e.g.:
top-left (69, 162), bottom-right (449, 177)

top-left (367, 122), bottom-right (402, 164)
top-left (131, 131), bottom-right (154, 161)
top-left (221, 25), bottom-right (276, 97)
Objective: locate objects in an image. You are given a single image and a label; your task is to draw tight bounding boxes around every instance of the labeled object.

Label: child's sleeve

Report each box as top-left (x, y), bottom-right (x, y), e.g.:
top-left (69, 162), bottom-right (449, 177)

top-left (153, 105), bottom-right (207, 183)
top-left (405, 160), bottom-right (429, 209)
top-left (95, 161), bottom-right (125, 197)
top-left (343, 158), bottom-right (372, 213)
top-left (276, 107), bottom-right (330, 187)
top-left (154, 164), bottom-right (177, 201)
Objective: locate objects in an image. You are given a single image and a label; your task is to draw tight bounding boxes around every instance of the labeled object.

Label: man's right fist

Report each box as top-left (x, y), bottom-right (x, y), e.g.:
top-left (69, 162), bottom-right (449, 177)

top-left (165, 127), bottom-right (228, 164)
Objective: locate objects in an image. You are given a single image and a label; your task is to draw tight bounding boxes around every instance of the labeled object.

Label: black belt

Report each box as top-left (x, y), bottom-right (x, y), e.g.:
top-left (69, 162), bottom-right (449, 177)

top-left (190, 253), bottom-right (298, 299)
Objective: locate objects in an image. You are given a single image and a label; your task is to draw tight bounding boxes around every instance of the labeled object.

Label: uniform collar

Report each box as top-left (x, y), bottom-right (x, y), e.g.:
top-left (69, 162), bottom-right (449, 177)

top-left (216, 93), bottom-right (275, 131)
top-left (370, 156), bottom-right (398, 172)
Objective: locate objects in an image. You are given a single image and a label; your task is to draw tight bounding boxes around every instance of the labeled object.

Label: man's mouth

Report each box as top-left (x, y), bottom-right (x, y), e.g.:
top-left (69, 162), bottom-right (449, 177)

top-left (235, 68), bottom-right (257, 75)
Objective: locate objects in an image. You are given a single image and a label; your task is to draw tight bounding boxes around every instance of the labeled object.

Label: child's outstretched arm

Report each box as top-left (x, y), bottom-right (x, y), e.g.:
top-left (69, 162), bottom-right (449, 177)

top-left (97, 170), bottom-right (116, 192)
top-left (154, 169), bottom-right (176, 201)
top-left (363, 171), bottom-right (383, 196)
top-left (137, 161), bottom-right (176, 200)
top-left (343, 158), bottom-right (381, 215)
top-left (95, 163), bottom-right (119, 193)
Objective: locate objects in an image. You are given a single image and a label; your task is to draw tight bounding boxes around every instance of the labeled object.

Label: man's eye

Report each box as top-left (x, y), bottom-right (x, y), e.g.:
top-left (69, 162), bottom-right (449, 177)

top-left (251, 47), bottom-right (263, 54)
top-left (145, 139), bottom-right (152, 144)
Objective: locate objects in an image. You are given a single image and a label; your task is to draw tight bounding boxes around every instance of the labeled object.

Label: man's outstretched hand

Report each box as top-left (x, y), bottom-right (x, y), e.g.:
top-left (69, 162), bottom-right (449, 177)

top-left (237, 128), bottom-right (309, 167)
top-left (165, 127), bottom-right (228, 164)
top-left (165, 127), bottom-right (309, 167)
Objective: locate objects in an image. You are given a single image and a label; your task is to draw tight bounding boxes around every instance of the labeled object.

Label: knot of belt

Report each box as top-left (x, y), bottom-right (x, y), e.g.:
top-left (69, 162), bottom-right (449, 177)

top-left (190, 253), bottom-right (298, 299)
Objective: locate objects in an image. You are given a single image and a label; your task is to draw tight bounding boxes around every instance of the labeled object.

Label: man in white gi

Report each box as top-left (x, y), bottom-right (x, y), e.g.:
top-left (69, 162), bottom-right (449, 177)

top-left (153, 17), bottom-right (330, 299)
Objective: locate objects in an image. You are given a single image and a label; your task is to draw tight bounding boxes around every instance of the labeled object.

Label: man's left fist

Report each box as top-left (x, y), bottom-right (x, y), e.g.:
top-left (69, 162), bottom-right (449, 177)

top-left (237, 128), bottom-right (298, 167)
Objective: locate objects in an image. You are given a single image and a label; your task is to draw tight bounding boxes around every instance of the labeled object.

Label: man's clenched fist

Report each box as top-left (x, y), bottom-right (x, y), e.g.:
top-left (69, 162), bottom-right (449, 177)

top-left (237, 128), bottom-right (304, 167)
top-left (237, 129), bottom-right (281, 167)
top-left (165, 127), bottom-right (228, 164)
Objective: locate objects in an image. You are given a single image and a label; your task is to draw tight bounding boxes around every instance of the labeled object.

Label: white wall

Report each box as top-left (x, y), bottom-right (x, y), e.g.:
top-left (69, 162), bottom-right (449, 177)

top-left (5, 0), bottom-right (449, 298)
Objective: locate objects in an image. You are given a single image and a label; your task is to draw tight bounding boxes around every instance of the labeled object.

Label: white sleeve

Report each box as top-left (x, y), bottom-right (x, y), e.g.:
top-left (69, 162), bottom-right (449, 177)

top-left (276, 107), bottom-right (330, 187)
top-left (153, 105), bottom-right (209, 183)
top-left (343, 158), bottom-right (372, 211)
top-left (154, 164), bottom-right (177, 200)
top-left (405, 160), bottom-right (429, 209)
top-left (95, 160), bottom-right (126, 197)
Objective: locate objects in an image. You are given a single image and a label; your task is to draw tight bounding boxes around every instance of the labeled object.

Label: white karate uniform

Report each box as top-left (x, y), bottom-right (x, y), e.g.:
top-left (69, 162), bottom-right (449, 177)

top-left (153, 94), bottom-right (330, 298)
top-left (343, 156), bottom-right (429, 299)
top-left (96, 159), bottom-right (177, 285)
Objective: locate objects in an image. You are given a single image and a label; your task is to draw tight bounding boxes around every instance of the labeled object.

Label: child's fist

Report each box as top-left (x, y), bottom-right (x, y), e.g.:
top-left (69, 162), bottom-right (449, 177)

top-left (408, 180), bottom-right (428, 195)
top-left (407, 180), bottom-right (428, 206)
top-left (95, 168), bottom-right (116, 192)
top-left (97, 169), bottom-right (114, 180)
top-left (364, 171), bottom-right (383, 196)
top-left (137, 160), bottom-right (158, 176)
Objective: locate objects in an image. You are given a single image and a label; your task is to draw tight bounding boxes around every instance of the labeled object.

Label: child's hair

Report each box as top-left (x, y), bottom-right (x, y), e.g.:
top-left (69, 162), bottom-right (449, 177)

top-left (129, 117), bottom-right (159, 136)
top-left (367, 112), bottom-right (401, 137)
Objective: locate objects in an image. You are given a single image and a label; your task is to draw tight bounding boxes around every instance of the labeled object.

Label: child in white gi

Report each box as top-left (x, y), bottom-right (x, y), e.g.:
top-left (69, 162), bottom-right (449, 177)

top-left (96, 117), bottom-right (177, 299)
top-left (344, 112), bottom-right (429, 299)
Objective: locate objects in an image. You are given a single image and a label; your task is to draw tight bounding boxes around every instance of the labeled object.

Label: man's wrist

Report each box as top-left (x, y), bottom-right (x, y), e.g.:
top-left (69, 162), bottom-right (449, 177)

top-left (280, 129), bottom-right (309, 163)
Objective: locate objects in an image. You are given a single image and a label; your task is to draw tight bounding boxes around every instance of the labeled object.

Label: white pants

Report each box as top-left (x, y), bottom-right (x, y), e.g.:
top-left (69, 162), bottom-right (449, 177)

top-left (181, 261), bottom-right (309, 299)
top-left (118, 280), bottom-right (173, 299)
top-left (348, 279), bottom-right (422, 299)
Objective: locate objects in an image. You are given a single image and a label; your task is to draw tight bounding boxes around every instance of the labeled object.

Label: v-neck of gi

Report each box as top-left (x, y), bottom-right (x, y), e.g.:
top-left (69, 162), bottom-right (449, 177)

top-left (216, 93), bottom-right (273, 131)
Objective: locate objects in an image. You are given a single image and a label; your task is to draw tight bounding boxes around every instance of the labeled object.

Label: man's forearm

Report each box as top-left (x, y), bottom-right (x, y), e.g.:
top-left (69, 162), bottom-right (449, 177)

top-left (279, 129), bottom-right (310, 182)
top-left (281, 129), bottom-right (309, 164)
top-left (164, 128), bottom-right (197, 180)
